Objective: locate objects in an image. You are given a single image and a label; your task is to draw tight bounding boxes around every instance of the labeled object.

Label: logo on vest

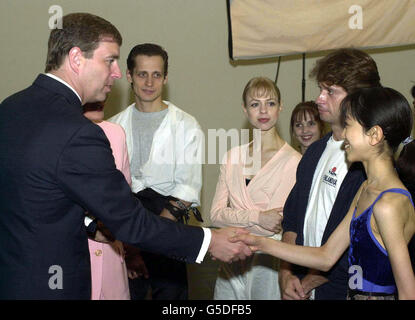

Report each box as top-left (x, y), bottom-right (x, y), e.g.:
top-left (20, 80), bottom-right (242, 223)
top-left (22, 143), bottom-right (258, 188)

top-left (323, 167), bottom-right (338, 188)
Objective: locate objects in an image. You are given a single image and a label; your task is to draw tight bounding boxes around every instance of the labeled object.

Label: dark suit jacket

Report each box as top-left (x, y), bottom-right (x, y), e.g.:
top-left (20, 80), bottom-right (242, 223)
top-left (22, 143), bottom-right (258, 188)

top-left (0, 74), bottom-right (204, 299)
top-left (282, 133), bottom-right (366, 299)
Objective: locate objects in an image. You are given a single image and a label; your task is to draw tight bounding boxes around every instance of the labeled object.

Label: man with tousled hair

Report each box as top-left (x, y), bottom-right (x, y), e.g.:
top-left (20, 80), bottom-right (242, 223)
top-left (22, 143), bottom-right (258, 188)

top-left (280, 48), bottom-right (381, 300)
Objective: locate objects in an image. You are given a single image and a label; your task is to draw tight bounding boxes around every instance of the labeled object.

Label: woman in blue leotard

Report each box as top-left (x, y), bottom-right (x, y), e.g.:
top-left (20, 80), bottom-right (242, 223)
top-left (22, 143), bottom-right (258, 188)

top-left (231, 87), bottom-right (415, 300)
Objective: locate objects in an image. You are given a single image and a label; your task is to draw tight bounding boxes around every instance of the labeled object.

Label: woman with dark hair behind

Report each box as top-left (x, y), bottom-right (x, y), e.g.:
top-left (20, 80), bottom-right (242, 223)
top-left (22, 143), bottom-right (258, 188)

top-left (290, 101), bottom-right (325, 154)
top-left (397, 138), bottom-right (415, 198)
top-left (83, 101), bottom-right (132, 300)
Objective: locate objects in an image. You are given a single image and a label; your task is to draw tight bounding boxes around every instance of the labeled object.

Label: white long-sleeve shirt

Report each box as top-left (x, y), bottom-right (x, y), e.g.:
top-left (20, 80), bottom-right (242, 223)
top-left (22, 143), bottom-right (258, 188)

top-left (109, 100), bottom-right (208, 262)
top-left (109, 101), bottom-right (203, 206)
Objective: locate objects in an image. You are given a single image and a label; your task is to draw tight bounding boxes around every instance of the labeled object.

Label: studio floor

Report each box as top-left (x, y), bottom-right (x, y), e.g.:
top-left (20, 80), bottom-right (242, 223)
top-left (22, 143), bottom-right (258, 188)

top-left (187, 255), bottom-right (220, 300)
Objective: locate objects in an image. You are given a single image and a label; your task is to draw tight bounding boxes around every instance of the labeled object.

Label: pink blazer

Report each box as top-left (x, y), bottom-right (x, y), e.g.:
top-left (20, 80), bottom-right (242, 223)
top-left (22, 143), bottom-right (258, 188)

top-left (88, 121), bottom-right (132, 300)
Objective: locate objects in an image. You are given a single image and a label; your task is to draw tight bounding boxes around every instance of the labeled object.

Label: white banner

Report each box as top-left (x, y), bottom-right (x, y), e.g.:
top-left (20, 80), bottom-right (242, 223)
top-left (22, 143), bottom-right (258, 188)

top-left (228, 0), bottom-right (415, 60)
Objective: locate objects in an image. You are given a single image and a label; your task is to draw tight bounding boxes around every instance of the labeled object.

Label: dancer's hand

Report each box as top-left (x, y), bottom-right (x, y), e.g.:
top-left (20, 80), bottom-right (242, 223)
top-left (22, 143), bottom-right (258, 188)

top-left (209, 227), bottom-right (252, 262)
top-left (258, 207), bottom-right (283, 233)
top-left (228, 232), bottom-right (264, 252)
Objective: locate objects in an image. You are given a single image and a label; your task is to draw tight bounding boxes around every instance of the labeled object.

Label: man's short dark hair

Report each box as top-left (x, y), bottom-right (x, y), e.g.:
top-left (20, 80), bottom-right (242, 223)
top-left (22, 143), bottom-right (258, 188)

top-left (127, 43), bottom-right (168, 77)
top-left (310, 48), bottom-right (381, 93)
top-left (45, 13), bottom-right (122, 72)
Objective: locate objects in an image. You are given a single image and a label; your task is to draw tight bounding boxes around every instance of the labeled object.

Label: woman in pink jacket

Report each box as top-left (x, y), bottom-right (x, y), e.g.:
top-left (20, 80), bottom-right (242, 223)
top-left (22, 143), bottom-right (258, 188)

top-left (83, 102), bottom-right (131, 300)
top-left (210, 77), bottom-right (301, 299)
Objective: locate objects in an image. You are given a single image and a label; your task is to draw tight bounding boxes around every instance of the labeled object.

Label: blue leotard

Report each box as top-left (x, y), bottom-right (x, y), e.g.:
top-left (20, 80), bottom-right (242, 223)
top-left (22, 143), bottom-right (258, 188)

top-left (348, 188), bottom-right (414, 294)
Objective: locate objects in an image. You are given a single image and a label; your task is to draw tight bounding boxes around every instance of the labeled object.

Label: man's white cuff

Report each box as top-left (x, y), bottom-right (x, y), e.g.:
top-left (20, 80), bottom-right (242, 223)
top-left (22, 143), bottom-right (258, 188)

top-left (196, 227), bottom-right (211, 263)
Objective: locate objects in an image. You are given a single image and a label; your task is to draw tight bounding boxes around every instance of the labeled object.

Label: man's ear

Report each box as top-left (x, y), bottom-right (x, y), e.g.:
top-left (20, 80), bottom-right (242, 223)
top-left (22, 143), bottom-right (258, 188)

top-left (68, 47), bottom-right (84, 74)
top-left (163, 73), bottom-right (168, 85)
top-left (368, 125), bottom-right (384, 146)
top-left (126, 69), bottom-right (132, 84)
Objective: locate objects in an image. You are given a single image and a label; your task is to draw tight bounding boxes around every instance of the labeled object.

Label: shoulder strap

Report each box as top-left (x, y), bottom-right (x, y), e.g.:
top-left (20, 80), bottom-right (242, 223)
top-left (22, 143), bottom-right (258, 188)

top-left (374, 188), bottom-right (414, 208)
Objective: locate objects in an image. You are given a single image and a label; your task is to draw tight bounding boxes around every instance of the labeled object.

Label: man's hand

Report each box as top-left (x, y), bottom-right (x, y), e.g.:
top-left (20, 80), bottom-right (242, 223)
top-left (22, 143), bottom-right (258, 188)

top-left (208, 227), bottom-right (252, 263)
top-left (258, 207), bottom-right (283, 233)
top-left (278, 231), bottom-right (308, 299)
top-left (279, 270), bottom-right (308, 300)
top-left (300, 270), bottom-right (329, 296)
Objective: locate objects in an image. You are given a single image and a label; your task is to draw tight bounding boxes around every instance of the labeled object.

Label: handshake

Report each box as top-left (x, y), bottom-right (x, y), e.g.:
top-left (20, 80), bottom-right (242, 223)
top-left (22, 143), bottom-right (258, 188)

top-left (208, 207), bottom-right (282, 262)
top-left (207, 227), bottom-right (259, 263)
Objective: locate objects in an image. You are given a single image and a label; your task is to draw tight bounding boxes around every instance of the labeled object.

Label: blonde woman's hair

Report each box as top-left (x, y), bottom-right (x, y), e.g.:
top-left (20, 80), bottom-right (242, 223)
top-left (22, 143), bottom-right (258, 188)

top-left (242, 77), bottom-right (281, 106)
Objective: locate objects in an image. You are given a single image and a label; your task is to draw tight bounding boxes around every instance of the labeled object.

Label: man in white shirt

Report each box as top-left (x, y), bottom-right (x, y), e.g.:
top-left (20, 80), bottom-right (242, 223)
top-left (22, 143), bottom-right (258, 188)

top-left (109, 43), bottom-right (203, 300)
top-left (280, 49), bottom-right (382, 300)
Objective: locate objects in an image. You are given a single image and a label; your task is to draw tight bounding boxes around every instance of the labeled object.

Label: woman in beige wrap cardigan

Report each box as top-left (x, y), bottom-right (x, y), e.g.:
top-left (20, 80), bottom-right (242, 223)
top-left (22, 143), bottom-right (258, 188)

top-left (210, 77), bottom-right (301, 299)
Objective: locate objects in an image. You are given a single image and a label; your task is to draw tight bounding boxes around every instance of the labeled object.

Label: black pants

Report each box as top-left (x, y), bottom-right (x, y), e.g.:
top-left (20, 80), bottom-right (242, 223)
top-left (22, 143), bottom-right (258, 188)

top-left (129, 252), bottom-right (188, 300)
top-left (129, 189), bottom-right (188, 300)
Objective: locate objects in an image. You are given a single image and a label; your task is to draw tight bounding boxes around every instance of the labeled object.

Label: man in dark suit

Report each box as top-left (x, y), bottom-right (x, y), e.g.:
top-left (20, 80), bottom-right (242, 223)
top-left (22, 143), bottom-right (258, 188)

top-left (0, 13), bottom-right (250, 299)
